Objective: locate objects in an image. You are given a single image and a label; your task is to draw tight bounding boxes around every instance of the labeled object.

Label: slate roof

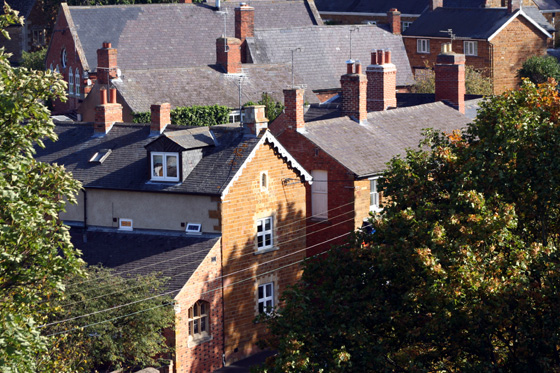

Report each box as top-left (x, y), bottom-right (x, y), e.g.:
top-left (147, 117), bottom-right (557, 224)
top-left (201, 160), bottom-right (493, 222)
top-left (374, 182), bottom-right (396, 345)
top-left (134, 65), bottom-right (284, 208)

top-left (533, 0), bottom-right (560, 11)
top-left (67, 1), bottom-right (318, 72)
top-left (300, 101), bottom-right (471, 177)
top-left (34, 123), bottom-right (262, 195)
top-left (113, 63), bottom-right (319, 113)
top-left (70, 228), bottom-right (220, 296)
top-left (403, 7), bottom-right (552, 39)
top-left (314, 0), bottom-right (429, 15)
top-left (249, 25), bottom-right (415, 90)
top-left (2, 0), bottom-right (36, 18)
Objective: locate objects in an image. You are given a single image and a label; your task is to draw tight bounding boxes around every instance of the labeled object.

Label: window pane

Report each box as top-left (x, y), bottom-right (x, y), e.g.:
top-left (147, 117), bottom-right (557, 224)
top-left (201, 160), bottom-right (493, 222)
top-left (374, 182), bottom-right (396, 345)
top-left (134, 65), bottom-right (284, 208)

top-left (257, 220), bottom-right (263, 232)
top-left (153, 155), bottom-right (163, 177)
top-left (259, 303), bottom-right (264, 313)
top-left (167, 155), bottom-right (177, 178)
top-left (266, 283), bottom-right (272, 295)
top-left (194, 304), bottom-right (199, 317)
top-left (194, 319), bottom-right (199, 334)
top-left (258, 285), bottom-right (263, 299)
top-left (265, 234), bottom-right (271, 246)
top-left (257, 236), bottom-right (263, 247)
top-left (189, 320), bottom-right (192, 335)
top-left (200, 302), bottom-right (205, 314)
top-left (201, 316), bottom-right (206, 332)
top-left (264, 218), bottom-right (271, 231)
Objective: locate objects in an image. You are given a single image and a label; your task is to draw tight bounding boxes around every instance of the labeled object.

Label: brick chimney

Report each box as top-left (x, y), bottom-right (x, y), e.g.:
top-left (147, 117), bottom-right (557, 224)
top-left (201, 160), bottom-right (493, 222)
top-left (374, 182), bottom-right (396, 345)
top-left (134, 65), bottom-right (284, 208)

top-left (283, 88), bottom-right (305, 131)
top-left (242, 105), bottom-right (268, 136)
top-left (430, 0), bottom-right (443, 11)
top-left (366, 49), bottom-right (397, 112)
top-left (216, 37), bottom-right (242, 74)
top-left (151, 103), bottom-right (171, 136)
top-left (235, 3), bottom-right (254, 63)
top-left (97, 42), bottom-right (117, 85)
top-left (95, 88), bottom-right (123, 135)
top-left (341, 60), bottom-right (368, 124)
top-left (508, 0), bottom-right (521, 13)
top-left (435, 45), bottom-right (465, 114)
top-left (387, 9), bottom-right (401, 35)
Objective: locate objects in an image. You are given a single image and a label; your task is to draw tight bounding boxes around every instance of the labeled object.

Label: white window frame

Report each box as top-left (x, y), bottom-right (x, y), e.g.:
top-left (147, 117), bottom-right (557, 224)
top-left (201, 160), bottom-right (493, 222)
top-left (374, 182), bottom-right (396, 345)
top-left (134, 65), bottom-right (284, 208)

top-left (402, 21), bottom-right (412, 32)
top-left (369, 177), bottom-right (382, 213)
top-left (186, 223), bottom-right (202, 235)
top-left (68, 69), bottom-right (74, 96)
top-left (258, 282), bottom-right (274, 315)
top-left (228, 110), bottom-right (241, 123)
top-left (119, 218), bottom-right (133, 231)
top-left (61, 48), bottom-right (67, 68)
top-left (256, 216), bottom-right (274, 251)
top-left (188, 300), bottom-right (210, 342)
top-left (464, 40), bottom-right (478, 56)
top-left (260, 171), bottom-right (268, 192)
top-left (417, 39), bottom-right (430, 54)
top-left (150, 152), bottom-right (179, 182)
top-left (75, 68), bottom-right (81, 97)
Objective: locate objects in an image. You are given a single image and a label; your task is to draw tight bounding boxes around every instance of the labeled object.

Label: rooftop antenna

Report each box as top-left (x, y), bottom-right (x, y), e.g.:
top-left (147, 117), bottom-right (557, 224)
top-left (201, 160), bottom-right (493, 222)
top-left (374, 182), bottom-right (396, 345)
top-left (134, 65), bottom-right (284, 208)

top-left (349, 26), bottom-right (359, 60)
top-left (289, 47), bottom-right (303, 88)
top-left (440, 28), bottom-right (456, 41)
top-left (216, 8), bottom-right (229, 52)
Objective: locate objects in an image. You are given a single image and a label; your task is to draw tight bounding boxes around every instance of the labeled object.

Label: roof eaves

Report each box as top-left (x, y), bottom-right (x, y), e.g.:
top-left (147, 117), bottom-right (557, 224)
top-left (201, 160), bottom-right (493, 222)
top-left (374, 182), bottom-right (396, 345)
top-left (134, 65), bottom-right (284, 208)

top-left (488, 9), bottom-right (552, 41)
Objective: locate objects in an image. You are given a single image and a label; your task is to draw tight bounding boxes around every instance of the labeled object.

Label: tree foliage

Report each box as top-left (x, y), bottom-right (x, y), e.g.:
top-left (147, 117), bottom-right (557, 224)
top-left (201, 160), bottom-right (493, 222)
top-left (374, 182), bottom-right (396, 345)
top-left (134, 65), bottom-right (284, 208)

top-left (39, 266), bottom-right (175, 372)
top-left (411, 65), bottom-right (493, 95)
top-left (517, 55), bottom-right (560, 85)
top-left (261, 80), bottom-right (560, 371)
top-left (0, 5), bottom-right (84, 371)
top-left (133, 104), bottom-right (231, 127)
top-left (20, 47), bottom-right (47, 70)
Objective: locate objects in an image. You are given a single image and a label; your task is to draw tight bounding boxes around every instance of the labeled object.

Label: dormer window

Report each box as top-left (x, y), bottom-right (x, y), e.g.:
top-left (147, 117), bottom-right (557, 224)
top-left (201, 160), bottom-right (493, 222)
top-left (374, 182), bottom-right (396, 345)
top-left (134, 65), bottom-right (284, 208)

top-left (151, 152), bottom-right (179, 182)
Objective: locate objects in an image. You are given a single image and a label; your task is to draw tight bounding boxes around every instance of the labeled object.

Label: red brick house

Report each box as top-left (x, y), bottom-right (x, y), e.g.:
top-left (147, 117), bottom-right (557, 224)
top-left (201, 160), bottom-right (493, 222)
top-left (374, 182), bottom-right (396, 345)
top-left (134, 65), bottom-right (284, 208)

top-left (35, 98), bottom-right (312, 371)
top-left (44, 1), bottom-right (320, 116)
top-left (270, 50), bottom-right (472, 255)
top-left (402, 0), bottom-right (552, 94)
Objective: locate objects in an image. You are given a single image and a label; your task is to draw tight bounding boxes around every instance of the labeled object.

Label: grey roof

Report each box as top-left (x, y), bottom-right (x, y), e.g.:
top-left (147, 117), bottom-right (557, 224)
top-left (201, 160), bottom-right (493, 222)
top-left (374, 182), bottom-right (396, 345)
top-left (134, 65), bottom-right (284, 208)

top-left (34, 123), bottom-right (263, 195)
top-left (314, 0), bottom-right (429, 15)
top-left (300, 102), bottom-right (471, 176)
top-left (403, 7), bottom-right (551, 39)
top-left (523, 6), bottom-right (555, 32)
top-left (533, 0), bottom-right (560, 11)
top-left (70, 228), bottom-right (219, 296)
top-left (164, 127), bottom-right (216, 150)
top-left (113, 63), bottom-right (319, 113)
top-left (2, 0), bottom-right (36, 18)
top-left (68, 1), bottom-right (318, 72)
top-left (250, 25), bottom-right (415, 90)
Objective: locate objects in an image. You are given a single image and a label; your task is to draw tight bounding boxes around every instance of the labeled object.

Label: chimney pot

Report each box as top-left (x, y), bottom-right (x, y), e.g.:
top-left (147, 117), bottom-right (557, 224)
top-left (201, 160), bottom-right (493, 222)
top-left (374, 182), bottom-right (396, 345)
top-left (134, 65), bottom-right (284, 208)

top-left (355, 61), bottom-right (362, 74)
top-left (367, 49), bottom-right (397, 111)
top-left (377, 50), bottom-right (385, 65)
top-left (346, 60), bottom-right (354, 74)
top-left (100, 88), bottom-right (107, 105)
top-left (109, 88), bottom-right (117, 104)
top-left (371, 50), bottom-right (378, 65)
top-left (384, 50), bottom-right (391, 64)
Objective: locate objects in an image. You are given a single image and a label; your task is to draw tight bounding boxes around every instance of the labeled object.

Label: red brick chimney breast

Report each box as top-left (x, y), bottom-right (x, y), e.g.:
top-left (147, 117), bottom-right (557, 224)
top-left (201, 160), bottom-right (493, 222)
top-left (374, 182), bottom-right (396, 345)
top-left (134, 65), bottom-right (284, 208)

top-left (216, 37), bottom-right (242, 74)
top-left (235, 3), bottom-right (254, 63)
top-left (97, 42), bottom-right (118, 85)
top-left (435, 51), bottom-right (466, 114)
top-left (94, 87), bottom-right (122, 135)
top-left (283, 88), bottom-right (305, 131)
top-left (387, 8), bottom-right (401, 35)
top-left (341, 60), bottom-right (367, 124)
top-left (151, 103), bottom-right (171, 135)
top-left (508, 0), bottom-right (521, 13)
top-left (366, 49), bottom-right (397, 112)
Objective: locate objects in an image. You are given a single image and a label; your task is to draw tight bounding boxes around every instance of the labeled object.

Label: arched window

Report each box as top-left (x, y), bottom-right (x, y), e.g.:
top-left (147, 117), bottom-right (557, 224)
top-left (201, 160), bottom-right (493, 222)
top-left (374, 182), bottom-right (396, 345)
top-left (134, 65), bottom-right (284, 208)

top-left (188, 300), bottom-right (210, 341)
top-left (68, 69), bottom-right (74, 96)
top-left (49, 63), bottom-right (53, 72)
top-left (75, 68), bottom-right (80, 97)
top-left (55, 65), bottom-right (59, 74)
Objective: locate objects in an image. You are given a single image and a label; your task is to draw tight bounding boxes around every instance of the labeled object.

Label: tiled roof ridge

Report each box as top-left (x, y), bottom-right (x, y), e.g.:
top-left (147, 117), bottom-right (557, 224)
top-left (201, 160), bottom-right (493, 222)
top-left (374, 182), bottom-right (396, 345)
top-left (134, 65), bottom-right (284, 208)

top-left (254, 23), bottom-right (385, 32)
top-left (68, 0), bottom-right (306, 10)
top-left (366, 101), bottom-right (448, 119)
top-left (120, 62), bottom-right (291, 73)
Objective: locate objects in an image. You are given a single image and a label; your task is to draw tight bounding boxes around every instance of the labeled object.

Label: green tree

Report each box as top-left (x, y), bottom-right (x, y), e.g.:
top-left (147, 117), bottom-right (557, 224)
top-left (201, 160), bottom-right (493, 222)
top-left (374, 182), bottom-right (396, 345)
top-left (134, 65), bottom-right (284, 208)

top-left (260, 80), bottom-right (560, 371)
top-left (39, 266), bottom-right (175, 372)
top-left (411, 65), bottom-right (493, 95)
top-left (20, 47), bottom-right (47, 70)
top-left (0, 5), bottom-right (84, 371)
top-left (133, 104), bottom-right (231, 126)
top-left (517, 55), bottom-right (560, 85)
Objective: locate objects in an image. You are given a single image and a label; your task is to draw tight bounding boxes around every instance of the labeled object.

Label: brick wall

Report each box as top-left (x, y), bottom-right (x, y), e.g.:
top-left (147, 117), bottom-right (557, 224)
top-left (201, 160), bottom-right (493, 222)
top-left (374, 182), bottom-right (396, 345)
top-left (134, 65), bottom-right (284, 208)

top-left (490, 16), bottom-right (548, 93)
top-left (174, 239), bottom-right (224, 373)
top-left (46, 6), bottom-right (85, 114)
top-left (353, 179), bottom-right (371, 228)
top-left (220, 140), bottom-right (307, 364)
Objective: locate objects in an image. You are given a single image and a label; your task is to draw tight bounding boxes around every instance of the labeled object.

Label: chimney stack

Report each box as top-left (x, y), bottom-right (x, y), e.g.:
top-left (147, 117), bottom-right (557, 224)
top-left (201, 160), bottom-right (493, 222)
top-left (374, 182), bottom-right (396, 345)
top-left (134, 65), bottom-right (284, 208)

top-left (435, 46), bottom-right (465, 114)
top-left (97, 42), bottom-right (118, 85)
top-left (430, 0), bottom-right (443, 11)
top-left (387, 8), bottom-right (401, 35)
top-left (216, 37), bottom-right (242, 74)
top-left (151, 103), bottom-right (171, 136)
top-left (283, 88), bottom-right (305, 131)
top-left (366, 49), bottom-right (397, 112)
top-left (341, 60), bottom-right (368, 124)
top-left (242, 105), bottom-right (268, 135)
top-left (235, 3), bottom-right (254, 63)
top-left (95, 88), bottom-right (122, 135)
top-left (508, 0), bottom-right (521, 13)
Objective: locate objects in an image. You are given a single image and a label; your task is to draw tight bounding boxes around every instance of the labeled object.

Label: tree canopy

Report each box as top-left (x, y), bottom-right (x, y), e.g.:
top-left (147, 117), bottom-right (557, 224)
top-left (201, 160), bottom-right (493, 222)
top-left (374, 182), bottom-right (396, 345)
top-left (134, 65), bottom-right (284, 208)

top-left (517, 55), bottom-right (560, 85)
top-left (0, 5), bottom-right (84, 371)
top-left (260, 79), bottom-right (560, 372)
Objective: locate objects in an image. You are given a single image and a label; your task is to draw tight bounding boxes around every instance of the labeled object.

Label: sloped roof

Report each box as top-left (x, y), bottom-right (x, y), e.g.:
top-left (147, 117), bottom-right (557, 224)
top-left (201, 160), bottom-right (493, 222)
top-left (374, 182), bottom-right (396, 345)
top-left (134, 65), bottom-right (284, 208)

top-left (68, 1), bottom-right (318, 72)
top-left (533, 0), bottom-right (560, 11)
top-left (403, 7), bottom-right (551, 39)
top-left (112, 63), bottom-right (319, 113)
top-left (249, 25), bottom-right (415, 90)
top-left (70, 228), bottom-right (220, 296)
top-left (300, 102), bottom-right (471, 177)
top-left (35, 122), bottom-right (311, 195)
top-left (314, 0), bottom-right (429, 15)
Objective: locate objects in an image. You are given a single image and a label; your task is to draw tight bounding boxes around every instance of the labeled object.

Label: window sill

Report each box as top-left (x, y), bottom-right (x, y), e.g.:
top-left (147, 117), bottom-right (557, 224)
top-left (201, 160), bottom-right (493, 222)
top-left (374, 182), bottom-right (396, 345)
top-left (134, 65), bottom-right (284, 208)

top-left (254, 246), bottom-right (279, 255)
top-left (188, 334), bottom-right (212, 348)
top-left (310, 217), bottom-right (331, 224)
